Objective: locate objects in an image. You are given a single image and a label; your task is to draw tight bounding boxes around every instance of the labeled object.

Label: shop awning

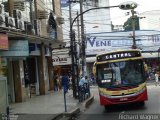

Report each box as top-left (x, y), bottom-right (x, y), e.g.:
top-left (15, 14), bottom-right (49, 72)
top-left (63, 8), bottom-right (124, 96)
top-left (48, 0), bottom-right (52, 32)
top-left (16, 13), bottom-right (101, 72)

top-left (1, 29), bottom-right (65, 48)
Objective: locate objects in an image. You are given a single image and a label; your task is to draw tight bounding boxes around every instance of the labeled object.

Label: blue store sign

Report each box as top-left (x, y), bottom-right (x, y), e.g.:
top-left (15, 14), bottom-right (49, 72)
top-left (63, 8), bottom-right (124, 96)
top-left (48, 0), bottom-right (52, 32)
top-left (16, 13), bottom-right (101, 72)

top-left (61, 0), bottom-right (69, 7)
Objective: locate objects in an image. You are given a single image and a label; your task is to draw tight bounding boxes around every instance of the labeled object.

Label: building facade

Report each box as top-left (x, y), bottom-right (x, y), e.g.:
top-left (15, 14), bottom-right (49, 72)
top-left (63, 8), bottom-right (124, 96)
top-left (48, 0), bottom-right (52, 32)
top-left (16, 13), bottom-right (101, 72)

top-left (0, 0), bottom-right (63, 112)
top-left (139, 10), bottom-right (160, 30)
top-left (83, 0), bottom-right (112, 33)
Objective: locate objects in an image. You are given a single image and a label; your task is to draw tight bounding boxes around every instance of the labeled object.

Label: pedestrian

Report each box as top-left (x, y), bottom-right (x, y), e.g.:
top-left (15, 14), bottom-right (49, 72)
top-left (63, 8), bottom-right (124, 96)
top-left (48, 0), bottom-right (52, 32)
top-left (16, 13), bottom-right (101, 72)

top-left (90, 73), bottom-right (96, 85)
top-left (85, 76), bottom-right (88, 82)
top-left (54, 76), bottom-right (58, 91)
top-left (79, 76), bottom-right (87, 86)
top-left (57, 75), bottom-right (62, 91)
top-left (84, 76), bottom-right (90, 97)
top-left (155, 71), bottom-right (159, 86)
top-left (68, 75), bottom-right (72, 90)
top-left (78, 75), bottom-right (89, 101)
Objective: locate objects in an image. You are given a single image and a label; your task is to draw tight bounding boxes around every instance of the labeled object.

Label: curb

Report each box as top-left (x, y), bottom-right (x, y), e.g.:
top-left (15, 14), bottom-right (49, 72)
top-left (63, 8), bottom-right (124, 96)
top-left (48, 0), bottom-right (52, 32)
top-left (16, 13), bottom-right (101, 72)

top-left (52, 107), bottom-right (80, 120)
top-left (52, 113), bottom-right (63, 120)
top-left (82, 95), bottom-right (94, 108)
top-left (65, 107), bottom-right (80, 115)
top-left (52, 95), bottom-right (94, 120)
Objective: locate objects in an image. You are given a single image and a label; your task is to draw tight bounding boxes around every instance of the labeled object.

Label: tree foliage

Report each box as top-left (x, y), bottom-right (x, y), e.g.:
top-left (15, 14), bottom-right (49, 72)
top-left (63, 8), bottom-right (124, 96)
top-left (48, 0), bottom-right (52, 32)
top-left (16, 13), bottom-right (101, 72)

top-left (123, 15), bottom-right (140, 31)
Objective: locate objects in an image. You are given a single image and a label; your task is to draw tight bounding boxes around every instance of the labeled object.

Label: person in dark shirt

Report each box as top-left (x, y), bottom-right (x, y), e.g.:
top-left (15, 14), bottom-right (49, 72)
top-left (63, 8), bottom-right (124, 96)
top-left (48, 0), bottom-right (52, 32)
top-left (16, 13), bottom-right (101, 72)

top-left (54, 76), bottom-right (58, 91)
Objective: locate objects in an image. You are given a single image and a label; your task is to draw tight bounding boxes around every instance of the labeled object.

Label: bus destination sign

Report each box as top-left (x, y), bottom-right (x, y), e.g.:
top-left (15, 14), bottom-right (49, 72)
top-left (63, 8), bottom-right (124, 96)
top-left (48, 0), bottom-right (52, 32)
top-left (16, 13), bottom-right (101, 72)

top-left (97, 51), bottom-right (141, 62)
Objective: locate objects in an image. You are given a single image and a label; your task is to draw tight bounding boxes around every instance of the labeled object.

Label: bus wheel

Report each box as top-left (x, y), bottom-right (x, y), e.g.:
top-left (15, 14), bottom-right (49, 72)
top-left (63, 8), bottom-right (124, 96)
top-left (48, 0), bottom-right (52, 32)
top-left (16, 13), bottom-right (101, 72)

top-left (139, 101), bottom-right (145, 106)
top-left (105, 105), bottom-right (111, 112)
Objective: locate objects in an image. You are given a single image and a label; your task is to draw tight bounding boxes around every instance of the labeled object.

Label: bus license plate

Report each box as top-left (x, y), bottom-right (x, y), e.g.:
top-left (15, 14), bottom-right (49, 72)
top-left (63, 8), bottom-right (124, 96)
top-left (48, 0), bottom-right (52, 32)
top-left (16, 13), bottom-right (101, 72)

top-left (120, 98), bottom-right (128, 101)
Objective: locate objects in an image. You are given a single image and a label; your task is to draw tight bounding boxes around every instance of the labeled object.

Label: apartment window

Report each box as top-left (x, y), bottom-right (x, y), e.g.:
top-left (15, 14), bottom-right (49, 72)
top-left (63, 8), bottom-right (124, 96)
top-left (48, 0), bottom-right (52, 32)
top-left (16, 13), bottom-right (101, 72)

top-left (84, 0), bottom-right (99, 7)
top-left (94, 0), bottom-right (99, 7)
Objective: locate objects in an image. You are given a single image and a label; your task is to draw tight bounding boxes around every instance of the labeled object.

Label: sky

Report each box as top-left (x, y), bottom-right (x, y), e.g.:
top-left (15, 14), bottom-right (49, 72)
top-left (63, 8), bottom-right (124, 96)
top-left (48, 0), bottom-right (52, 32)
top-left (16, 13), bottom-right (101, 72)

top-left (109, 0), bottom-right (160, 25)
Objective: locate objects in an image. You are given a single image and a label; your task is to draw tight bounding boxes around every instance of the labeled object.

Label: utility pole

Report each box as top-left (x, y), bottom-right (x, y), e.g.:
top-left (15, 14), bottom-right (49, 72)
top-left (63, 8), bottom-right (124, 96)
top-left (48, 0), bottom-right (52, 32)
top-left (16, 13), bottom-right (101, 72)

top-left (29, 0), bottom-right (33, 25)
top-left (131, 9), bottom-right (136, 49)
top-left (80, 0), bottom-right (86, 77)
top-left (77, 11), bottom-right (80, 46)
top-left (76, 11), bottom-right (80, 98)
top-left (69, 0), bottom-right (77, 98)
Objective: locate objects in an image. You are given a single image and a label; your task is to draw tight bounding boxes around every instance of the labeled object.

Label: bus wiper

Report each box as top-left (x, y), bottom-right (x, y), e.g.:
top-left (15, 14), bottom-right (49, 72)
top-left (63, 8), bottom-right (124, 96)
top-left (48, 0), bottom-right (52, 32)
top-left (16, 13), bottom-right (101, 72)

top-left (108, 85), bottom-right (122, 88)
top-left (109, 83), bottom-right (138, 88)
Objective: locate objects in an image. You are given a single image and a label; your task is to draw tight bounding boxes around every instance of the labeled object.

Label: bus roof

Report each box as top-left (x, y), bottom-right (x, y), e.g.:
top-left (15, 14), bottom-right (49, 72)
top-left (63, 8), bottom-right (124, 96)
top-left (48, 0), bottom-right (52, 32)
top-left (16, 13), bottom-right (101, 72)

top-left (96, 49), bottom-right (141, 58)
top-left (96, 49), bottom-right (142, 62)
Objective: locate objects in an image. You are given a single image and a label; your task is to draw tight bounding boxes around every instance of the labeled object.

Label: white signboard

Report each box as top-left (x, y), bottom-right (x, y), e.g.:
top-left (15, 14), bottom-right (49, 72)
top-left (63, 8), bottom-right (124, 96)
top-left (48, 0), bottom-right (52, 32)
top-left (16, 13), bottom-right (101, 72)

top-left (86, 34), bottom-right (160, 55)
top-left (52, 54), bottom-right (71, 66)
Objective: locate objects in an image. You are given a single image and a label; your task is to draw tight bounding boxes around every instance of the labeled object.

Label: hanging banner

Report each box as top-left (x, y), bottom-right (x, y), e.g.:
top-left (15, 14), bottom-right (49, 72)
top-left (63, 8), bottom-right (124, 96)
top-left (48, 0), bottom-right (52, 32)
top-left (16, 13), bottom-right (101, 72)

top-left (0, 40), bottom-right (29, 57)
top-left (0, 33), bottom-right (8, 50)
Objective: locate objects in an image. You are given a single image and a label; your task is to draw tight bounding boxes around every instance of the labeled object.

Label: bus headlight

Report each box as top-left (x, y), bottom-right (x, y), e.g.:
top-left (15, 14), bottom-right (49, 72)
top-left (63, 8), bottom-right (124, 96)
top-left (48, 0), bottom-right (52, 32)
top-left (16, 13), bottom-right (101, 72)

top-left (136, 87), bottom-right (146, 95)
top-left (101, 79), bottom-right (111, 83)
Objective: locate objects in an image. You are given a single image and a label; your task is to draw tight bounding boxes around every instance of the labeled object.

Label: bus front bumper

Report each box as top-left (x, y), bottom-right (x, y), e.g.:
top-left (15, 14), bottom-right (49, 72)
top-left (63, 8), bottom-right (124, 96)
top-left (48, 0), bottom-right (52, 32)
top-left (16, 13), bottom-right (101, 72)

top-left (100, 89), bottom-right (148, 106)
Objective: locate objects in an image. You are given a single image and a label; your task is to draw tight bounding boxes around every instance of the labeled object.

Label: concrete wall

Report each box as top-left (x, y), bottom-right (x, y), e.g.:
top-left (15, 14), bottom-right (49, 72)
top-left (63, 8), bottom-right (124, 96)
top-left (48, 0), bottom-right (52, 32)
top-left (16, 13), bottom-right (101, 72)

top-left (53, 0), bottom-right (63, 42)
top-left (35, 0), bottom-right (49, 37)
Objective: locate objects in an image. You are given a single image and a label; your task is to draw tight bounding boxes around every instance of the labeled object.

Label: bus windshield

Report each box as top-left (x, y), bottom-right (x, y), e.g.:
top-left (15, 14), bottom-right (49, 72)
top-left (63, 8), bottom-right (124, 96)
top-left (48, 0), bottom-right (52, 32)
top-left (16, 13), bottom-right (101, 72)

top-left (97, 60), bottom-right (145, 87)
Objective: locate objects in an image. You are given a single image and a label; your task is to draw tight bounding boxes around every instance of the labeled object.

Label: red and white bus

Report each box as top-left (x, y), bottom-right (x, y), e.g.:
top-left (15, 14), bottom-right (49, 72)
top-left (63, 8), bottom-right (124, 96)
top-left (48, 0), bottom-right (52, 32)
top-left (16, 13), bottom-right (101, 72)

top-left (93, 49), bottom-right (148, 109)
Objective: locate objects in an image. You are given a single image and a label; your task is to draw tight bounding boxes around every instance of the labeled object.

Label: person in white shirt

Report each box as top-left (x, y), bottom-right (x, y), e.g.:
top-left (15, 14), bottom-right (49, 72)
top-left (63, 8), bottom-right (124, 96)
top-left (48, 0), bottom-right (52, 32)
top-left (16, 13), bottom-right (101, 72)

top-left (79, 76), bottom-right (87, 86)
top-left (155, 71), bottom-right (159, 86)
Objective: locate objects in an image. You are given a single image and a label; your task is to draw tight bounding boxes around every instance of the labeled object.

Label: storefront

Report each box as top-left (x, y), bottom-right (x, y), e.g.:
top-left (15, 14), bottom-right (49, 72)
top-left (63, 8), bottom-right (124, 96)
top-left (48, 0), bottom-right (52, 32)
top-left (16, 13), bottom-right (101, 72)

top-left (0, 35), bottom-right (54, 103)
top-left (0, 33), bottom-right (9, 113)
top-left (0, 38), bottom-right (29, 103)
top-left (52, 52), bottom-right (72, 76)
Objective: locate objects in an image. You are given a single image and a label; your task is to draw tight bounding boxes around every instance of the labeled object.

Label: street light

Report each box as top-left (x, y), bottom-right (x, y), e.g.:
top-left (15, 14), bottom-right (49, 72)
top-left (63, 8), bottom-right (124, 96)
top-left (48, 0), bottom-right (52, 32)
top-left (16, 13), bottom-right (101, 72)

top-left (119, 1), bottom-right (138, 49)
top-left (70, 1), bottom-right (138, 98)
top-left (131, 9), bottom-right (136, 49)
top-left (119, 1), bottom-right (137, 10)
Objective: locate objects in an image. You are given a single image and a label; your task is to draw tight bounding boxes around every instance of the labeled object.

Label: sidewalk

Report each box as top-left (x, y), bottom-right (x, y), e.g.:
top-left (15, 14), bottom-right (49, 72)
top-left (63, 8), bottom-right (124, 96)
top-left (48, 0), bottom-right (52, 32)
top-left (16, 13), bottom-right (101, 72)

top-left (9, 90), bottom-right (80, 120)
top-left (8, 88), bottom-right (94, 120)
top-left (7, 83), bottom-right (154, 120)
top-left (146, 79), bottom-right (156, 86)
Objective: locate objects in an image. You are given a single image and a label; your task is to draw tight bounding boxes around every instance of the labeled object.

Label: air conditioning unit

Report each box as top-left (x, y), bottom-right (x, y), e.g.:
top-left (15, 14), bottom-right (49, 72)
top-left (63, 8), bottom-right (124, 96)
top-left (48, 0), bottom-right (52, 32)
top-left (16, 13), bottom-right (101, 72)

top-left (0, 4), bottom-right (4, 14)
top-left (15, 19), bottom-right (24, 31)
top-left (34, 19), bottom-right (41, 36)
top-left (56, 17), bottom-right (64, 24)
top-left (24, 21), bottom-right (30, 32)
top-left (24, 21), bottom-right (35, 35)
top-left (37, 10), bottom-right (48, 19)
top-left (2, 2), bottom-right (9, 12)
top-left (0, 14), bottom-right (6, 27)
top-left (19, 20), bottom-right (25, 31)
top-left (13, 9), bottom-right (22, 19)
top-left (5, 17), bottom-right (15, 28)
top-left (4, 12), bottom-right (9, 17)
top-left (13, 1), bottom-right (25, 11)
